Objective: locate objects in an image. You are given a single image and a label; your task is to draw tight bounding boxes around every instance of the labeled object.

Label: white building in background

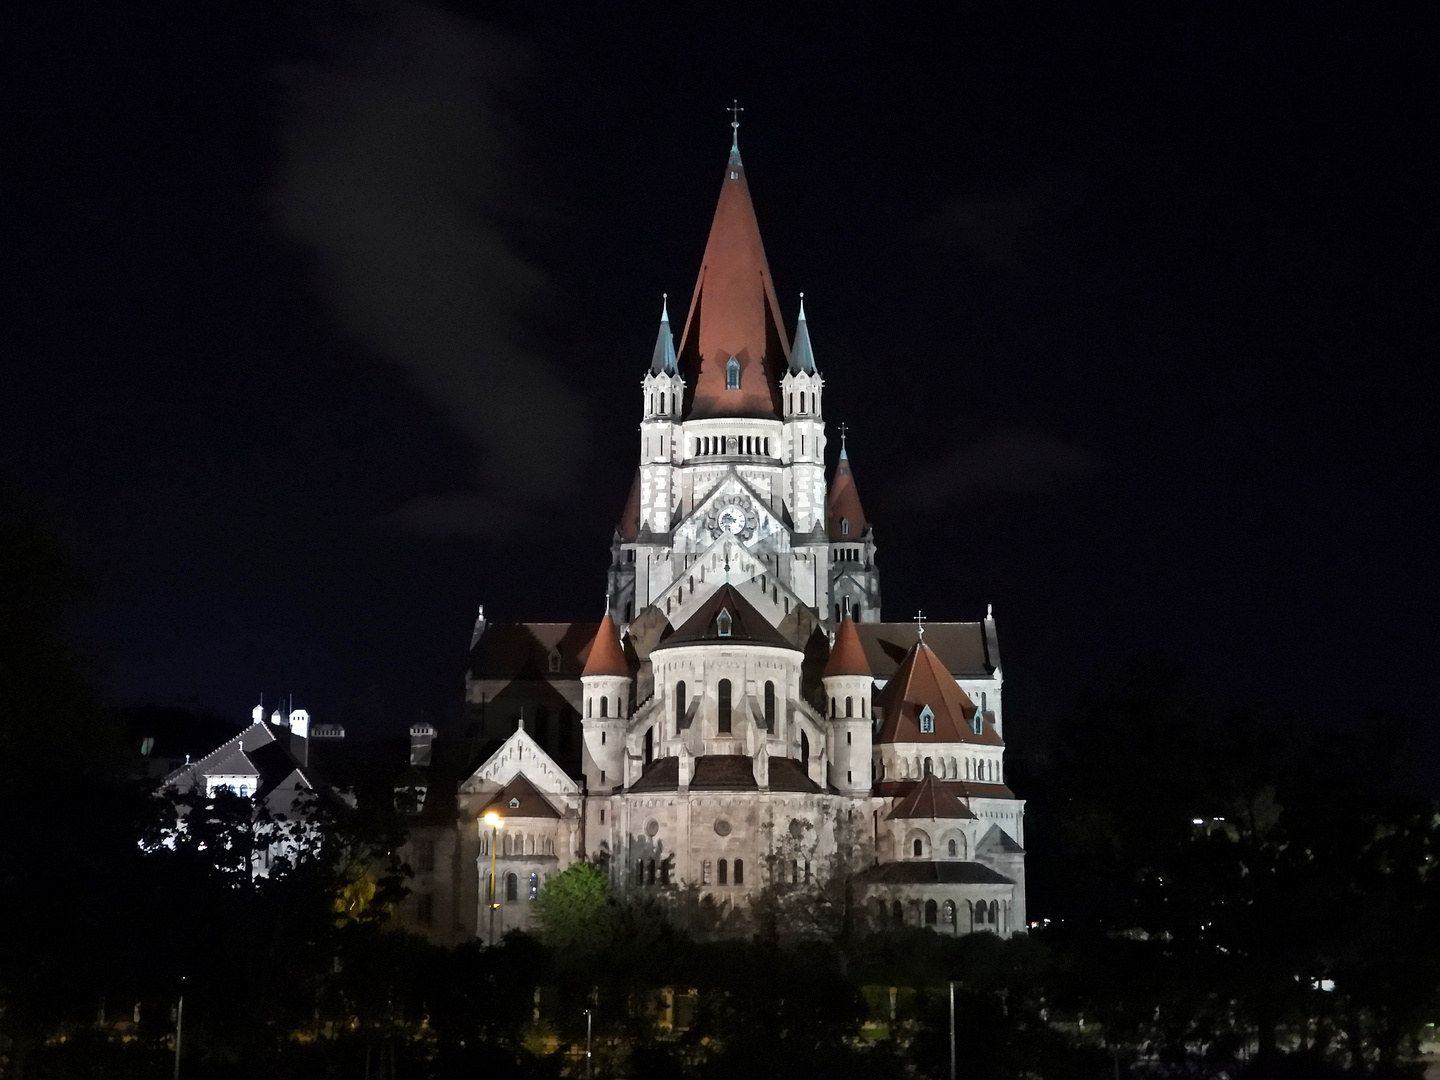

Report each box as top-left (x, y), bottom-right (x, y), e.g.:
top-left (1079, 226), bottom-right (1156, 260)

top-left (397, 128), bottom-right (1026, 944)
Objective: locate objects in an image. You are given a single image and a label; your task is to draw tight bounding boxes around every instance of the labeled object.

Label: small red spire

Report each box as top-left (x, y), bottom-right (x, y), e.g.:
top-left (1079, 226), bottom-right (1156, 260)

top-left (824, 615), bottom-right (872, 677)
top-left (582, 614), bottom-right (629, 677)
top-left (676, 141), bottom-right (789, 419)
top-left (827, 448), bottom-right (869, 541)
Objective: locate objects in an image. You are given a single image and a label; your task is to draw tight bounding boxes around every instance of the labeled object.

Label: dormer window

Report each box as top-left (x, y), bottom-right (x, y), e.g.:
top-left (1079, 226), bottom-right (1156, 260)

top-left (716, 608), bottom-right (732, 637)
top-left (547, 648), bottom-right (561, 673)
top-left (509, 797), bottom-right (520, 809)
top-left (841, 518), bottom-right (850, 536)
top-left (971, 710), bottom-right (983, 736)
top-left (919, 704), bottom-right (935, 734)
top-left (725, 357), bottom-right (740, 389)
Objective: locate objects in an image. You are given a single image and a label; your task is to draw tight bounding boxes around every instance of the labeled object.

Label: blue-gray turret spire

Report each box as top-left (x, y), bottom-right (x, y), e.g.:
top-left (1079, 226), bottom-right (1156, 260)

top-left (649, 294), bottom-right (678, 375)
top-left (789, 292), bottom-right (818, 374)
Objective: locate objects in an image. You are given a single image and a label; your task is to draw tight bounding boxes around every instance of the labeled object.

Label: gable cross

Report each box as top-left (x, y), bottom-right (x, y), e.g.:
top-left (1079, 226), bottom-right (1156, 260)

top-left (837, 421), bottom-right (849, 453)
top-left (913, 610), bottom-right (926, 640)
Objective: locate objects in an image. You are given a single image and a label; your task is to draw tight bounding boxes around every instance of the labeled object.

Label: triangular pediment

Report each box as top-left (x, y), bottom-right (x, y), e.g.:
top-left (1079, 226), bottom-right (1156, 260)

top-left (459, 726), bottom-right (580, 799)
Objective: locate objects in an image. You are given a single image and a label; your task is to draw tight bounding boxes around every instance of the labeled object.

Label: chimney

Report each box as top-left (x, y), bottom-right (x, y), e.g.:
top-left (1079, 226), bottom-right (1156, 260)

top-left (409, 723), bottom-right (437, 767)
top-left (289, 708), bottom-right (310, 766)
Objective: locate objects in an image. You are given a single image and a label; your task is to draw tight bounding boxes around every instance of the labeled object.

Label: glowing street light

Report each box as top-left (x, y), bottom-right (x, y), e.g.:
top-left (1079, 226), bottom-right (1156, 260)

top-left (483, 810), bottom-right (503, 946)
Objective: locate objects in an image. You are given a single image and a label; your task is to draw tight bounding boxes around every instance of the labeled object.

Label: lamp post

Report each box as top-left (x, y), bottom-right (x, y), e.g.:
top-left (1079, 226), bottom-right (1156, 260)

top-left (483, 810), bottom-right (503, 946)
top-left (584, 1007), bottom-right (593, 1080)
top-left (948, 979), bottom-right (958, 1080)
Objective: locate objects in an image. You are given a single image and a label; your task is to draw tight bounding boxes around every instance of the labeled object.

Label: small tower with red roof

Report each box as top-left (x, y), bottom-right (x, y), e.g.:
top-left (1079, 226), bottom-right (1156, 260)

top-left (823, 614), bottom-right (874, 795)
top-left (580, 613), bottom-right (630, 792)
top-left (827, 434), bottom-right (881, 622)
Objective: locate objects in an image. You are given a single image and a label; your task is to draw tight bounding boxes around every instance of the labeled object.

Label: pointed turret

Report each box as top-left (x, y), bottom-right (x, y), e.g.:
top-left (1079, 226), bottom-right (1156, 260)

top-left (827, 445), bottom-right (869, 541)
top-left (649, 295), bottom-right (678, 375)
top-left (824, 614), bottom-right (871, 677)
top-left (676, 133), bottom-right (789, 419)
top-left (582, 613), bottom-right (630, 677)
top-left (824, 614), bottom-right (874, 793)
top-left (790, 293), bottom-right (817, 374)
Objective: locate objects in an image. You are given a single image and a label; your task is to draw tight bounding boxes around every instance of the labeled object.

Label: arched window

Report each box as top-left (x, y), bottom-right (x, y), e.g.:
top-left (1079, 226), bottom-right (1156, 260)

top-left (636, 859), bottom-right (645, 884)
top-left (718, 679), bottom-right (732, 733)
top-left (764, 681), bottom-right (776, 732)
top-left (925, 899), bottom-right (938, 925)
top-left (647, 860), bottom-right (656, 885)
top-left (505, 873), bottom-right (518, 902)
top-left (841, 518), bottom-right (849, 536)
top-left (801, 730), bottom-right (810, 764)
top-left (718, 859), bottom-right (728, 885)
top-left (734, 859), bottom-right (744, 884)
top-left (948, 839), bottom-right (957, 857)
top-left (944, 900), bottom-right (957, 927)
top-left (726, 358), bottom-right (740, 389)
top-left (846, 696), bottom-right (853, 717)
top-left (924, 757), bottom-right (934, 776)
top-left (702, 859), bottom-right (712, 885)
top-left (913, 838), bottom-right (923, 858)
top-left (599, 696), bottom-right (607, 718)
top-left (660, 859), bottom-right (670, 886)
top-left (830, 696), bottom-right (836, 718)
top-left (675, 680), bottom-right (686, 730)
top-left (892, 900), bottom-right (905, 925)
top-left (586, 697), bottom-right (592, 718)
top-left (717, 608), bottom-right (732, 637)
top-left (989, 900), bottom-right (999, 925)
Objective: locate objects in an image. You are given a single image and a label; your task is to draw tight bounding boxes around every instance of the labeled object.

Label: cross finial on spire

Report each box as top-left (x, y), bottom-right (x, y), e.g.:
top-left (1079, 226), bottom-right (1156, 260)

top-left (661, 292), bottom-right (668, 322)
top-left (838, 421), bottom-right (849, 454)
top-left (913, 610), bottom-right (926, 640)
top-left (729, 100), bottom-right (744, 152)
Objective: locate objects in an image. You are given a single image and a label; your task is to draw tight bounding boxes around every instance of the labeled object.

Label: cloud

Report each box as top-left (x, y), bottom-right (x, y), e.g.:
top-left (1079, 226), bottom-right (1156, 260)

top-left (274, 3), bottom-right (588, 518)
top-left (899, 429), bottom-right (1096, 512)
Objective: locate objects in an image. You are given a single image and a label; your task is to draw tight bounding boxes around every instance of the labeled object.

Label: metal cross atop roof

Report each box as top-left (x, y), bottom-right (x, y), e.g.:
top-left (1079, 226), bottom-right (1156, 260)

top-left (913, 610), bottom-right (926, 639)
top-left (838, 421), bottom-right (849, 453)
top-left (729, 100), bottom-right (744, 149)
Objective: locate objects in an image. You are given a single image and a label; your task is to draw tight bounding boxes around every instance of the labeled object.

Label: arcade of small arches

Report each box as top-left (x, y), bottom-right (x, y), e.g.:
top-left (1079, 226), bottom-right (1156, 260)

top-left (874, 896), bottom-right (1011, 934)
top-left (880, 755), bottom-right (1004, 783)
top-left (691, 435), bottom-right (773, 458)
top-left (479, 831), bottom-right (557, 857)
top-left (483, 870), bottom-right (543, 904)
top-left (901, 827), bottom-right (969, 860)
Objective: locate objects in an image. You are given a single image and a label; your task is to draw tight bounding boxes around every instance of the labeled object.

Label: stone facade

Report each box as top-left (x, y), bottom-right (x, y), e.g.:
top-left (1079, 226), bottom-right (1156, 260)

top-left (399, 133), bottom-right (1027, 944)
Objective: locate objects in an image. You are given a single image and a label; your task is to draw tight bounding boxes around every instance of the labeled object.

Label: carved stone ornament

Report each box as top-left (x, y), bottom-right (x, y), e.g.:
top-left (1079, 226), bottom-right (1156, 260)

top-left (705, 493), bottom-right (758, 541)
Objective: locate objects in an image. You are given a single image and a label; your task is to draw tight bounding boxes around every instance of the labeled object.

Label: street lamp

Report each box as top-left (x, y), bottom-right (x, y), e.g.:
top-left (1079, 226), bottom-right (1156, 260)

top-left (483, 810), bottom-right (503, 946)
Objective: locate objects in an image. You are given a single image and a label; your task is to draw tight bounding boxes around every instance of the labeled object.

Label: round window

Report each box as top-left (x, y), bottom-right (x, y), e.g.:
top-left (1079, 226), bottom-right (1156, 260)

top-left (713, 819), bottom-right (732, 837)
top-left (645, 819), bottom-right (659, 837)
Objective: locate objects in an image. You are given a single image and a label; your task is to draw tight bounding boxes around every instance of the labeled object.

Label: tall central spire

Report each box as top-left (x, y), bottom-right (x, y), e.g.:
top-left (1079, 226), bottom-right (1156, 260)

top-left (676, 122), bottom-right (789, 419)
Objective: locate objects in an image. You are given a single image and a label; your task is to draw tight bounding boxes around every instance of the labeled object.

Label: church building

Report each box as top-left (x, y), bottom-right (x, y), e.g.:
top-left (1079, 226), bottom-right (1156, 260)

top-left (402, 124), bottom-right (1026, 943)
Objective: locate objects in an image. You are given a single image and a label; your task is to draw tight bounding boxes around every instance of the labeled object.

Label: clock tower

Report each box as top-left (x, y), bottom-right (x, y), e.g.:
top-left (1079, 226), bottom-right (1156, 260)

top-left (605, 127), bottom-right (872, 632)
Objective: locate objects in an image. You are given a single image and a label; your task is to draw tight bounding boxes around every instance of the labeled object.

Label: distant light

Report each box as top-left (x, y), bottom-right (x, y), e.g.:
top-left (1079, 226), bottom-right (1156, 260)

top-left (483, 811), bottom-right (502, 828)
top-left (1192, 818), bottom-right (1205, 825)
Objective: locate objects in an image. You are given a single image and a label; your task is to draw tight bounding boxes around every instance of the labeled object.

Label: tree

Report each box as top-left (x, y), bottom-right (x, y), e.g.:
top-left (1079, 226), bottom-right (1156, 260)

top-left (534, 860), bottom-right (616, 954)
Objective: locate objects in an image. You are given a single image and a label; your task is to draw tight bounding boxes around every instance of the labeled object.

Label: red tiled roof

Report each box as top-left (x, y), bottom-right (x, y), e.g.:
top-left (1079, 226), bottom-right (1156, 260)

top-left (581, 614), bottom-right (629, 677)
top-left (824, 615), bottom-right (872, 677)
top-left (618, 470), bottom-right (641, 540)
top-left (827, 451), bottom-right (869, 541)
top-left (875, 642), bottom-right (1001, 745)
top-left (886, 774), bottom-right (975, 820)
top-left (677, 149), bottom-right (788, 420)
top-left (854, 622), bottom-right (994, 679)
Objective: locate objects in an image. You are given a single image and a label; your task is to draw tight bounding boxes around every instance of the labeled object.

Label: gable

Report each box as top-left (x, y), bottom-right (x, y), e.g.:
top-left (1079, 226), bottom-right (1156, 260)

top-left (459, 726), bottom-right (580, 798)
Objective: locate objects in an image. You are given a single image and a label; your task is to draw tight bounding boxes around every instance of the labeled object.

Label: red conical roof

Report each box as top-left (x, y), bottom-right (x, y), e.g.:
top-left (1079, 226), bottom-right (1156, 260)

top-left (824, 615), bottom-right (872, 677)
top-left (827, 450), bottom-right (869, 541)
top-left (677, 147), bottom-right (788, 419)
top-left (617, 470), bottom-right (641, 540)
top-left (582, 614), bottom-right (629, 677)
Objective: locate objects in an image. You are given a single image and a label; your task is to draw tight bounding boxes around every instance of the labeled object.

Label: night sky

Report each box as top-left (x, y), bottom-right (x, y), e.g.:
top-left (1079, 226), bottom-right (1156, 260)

top-left (8, 5), bottom-right (1434, 782)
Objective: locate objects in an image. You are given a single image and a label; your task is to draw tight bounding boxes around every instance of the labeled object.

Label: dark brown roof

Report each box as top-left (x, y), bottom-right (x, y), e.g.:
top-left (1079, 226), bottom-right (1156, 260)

top-left (876, 642), bottom-right (1001, 746)
top-left (629, 757), bottom-right (680, 792)
top-left (692, 755), bottom-right (758, 790)
top-left (654, 584), bottom-right (796, 651)
top-left (582, 614), bottom-right (629, 677)
top-left (875, 779), bottom-right (1019, 801)
top-left (856, 861), bottom-right (1015, 886)
top-left (469, 622), bottom-right (600, 680)
top-left (767, 756), bottom-right (822, 793)
top-left (886, 774), bottom-right (975, 820)
top-left (677, 146), bottom-right (788, 420)
top-left (853, 622), bottom-right (994, 680)
top-left (827, 450), bottom-right (869, 541)
top-left (481, 774), bottom-right (561, 819)
top-left (824, 615), bottom-right (872, 677)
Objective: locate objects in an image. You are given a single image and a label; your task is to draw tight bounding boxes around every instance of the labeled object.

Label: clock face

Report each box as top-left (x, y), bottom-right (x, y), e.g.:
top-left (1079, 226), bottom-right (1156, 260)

top-left (717, 506), bottom-right (747, 535)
